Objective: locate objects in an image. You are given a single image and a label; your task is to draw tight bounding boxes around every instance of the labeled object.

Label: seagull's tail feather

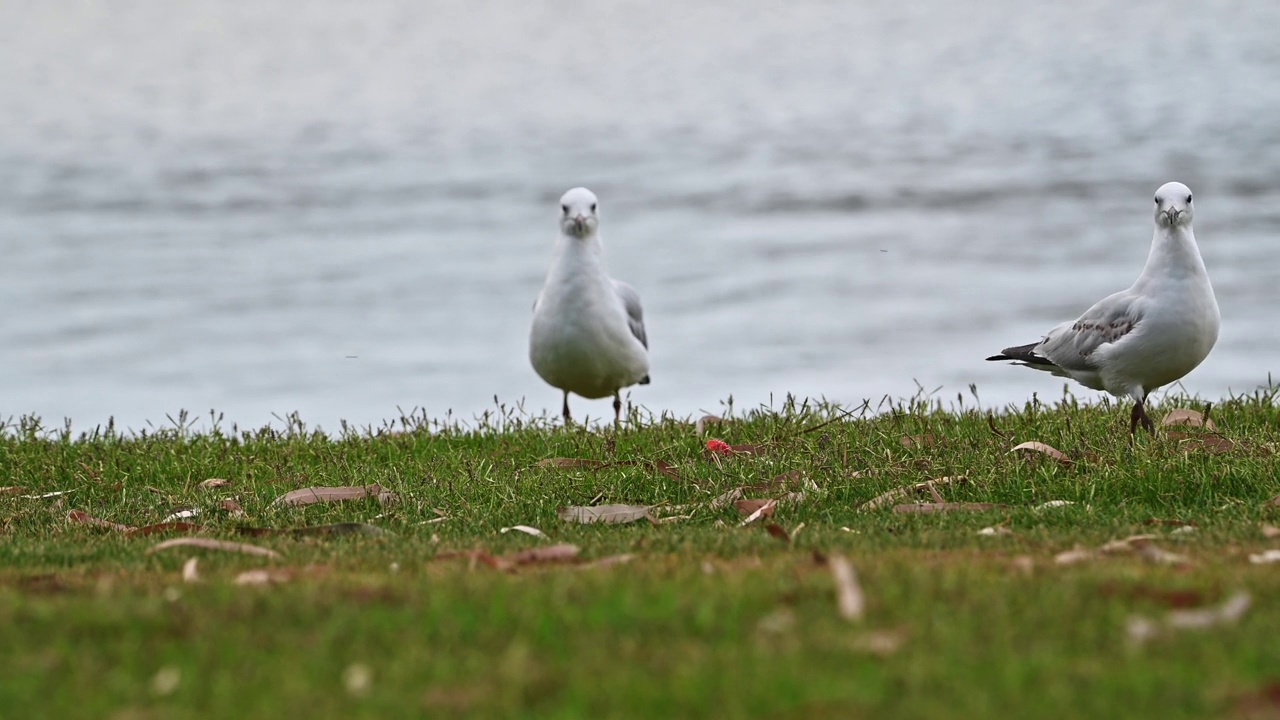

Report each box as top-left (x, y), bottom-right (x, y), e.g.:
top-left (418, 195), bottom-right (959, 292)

top-left (638, 375), bottom-right (651, 385)
top-left (986, 342), bottom-right (1057, 367)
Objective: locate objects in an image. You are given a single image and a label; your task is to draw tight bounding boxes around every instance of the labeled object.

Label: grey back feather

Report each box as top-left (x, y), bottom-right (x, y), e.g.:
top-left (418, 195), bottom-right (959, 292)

top-left (1038, 290), bottom-right (1143, 372)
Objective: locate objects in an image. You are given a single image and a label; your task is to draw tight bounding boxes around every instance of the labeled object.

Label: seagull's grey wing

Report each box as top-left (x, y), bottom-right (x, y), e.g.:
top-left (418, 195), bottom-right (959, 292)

top-left (613, 280), bottom-right (648, 349)
top-left (1037, 290), bottom-right (1144, 371)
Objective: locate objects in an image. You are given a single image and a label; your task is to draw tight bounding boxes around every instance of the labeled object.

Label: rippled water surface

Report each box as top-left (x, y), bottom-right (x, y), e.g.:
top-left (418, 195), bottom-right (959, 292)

top-left (2, 0), bottom-right (1279, 430)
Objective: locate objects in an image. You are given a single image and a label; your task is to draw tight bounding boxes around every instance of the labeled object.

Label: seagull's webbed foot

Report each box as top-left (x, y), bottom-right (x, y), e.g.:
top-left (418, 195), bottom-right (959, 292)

top-left (612, 392), bottom-right (622, 425)
top-left (1129, 398), bottom-right (1156, 435)
top-left (1140, 405), bottom-right (1155, 434)
top-left (562, 392), bottom-right (572, 426)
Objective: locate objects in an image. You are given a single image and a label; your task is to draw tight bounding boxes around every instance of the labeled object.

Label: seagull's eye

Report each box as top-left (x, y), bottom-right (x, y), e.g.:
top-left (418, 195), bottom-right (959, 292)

top-left (561, 204), bottom-right (569, 215)
top-left (1186, 194), bottom-right (1193, 203)
top-left (1154, 197), bottom-right (1160, 205)
top-left (590, 203), bottom-right (597, 213)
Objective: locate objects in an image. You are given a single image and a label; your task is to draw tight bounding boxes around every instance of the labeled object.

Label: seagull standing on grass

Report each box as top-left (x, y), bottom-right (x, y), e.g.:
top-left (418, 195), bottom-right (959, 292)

top-left (986, 182), bottom-right (1219, 433)
top-left (530, 187), bottom-right (650, 424)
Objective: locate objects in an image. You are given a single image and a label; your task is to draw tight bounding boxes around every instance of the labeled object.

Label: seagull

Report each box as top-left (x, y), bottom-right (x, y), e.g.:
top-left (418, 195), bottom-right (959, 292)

top-left (986, 182), bottom-right (1220, 433)
top-left (530, 187), bottom-right (650, 424)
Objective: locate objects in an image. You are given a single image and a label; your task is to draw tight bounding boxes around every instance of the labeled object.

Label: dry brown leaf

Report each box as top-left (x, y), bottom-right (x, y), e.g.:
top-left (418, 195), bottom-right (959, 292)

top-left (1009, 555), bottom-right (1035, 575)
top-left (709, 486), bottom-right (745, 510)
top-left (1270, 495), bottom-right (1280, 507)
top-left (147, 537), bottom-right (281, 559)
top-left (740, 499), bottom-right (777, 525)
top-left (198, 478), bottom-right (231, 490)
top-left (162, 507), bottom-right (200, 522)
top-left (1230, 682), bottom-right (1280, 719)
top-left (695, 415), bottom-right (724, 436)
top-left (219, 498), bottom-right (245, 517)
top-left (860, 476), bottom-right (966, 511)
top-left (1145, 518), bottom-right (1198, 527)
top-left (1248, 550), bottom-right (1280, 564)
top-left (436, 549), bottom-right (511, 571)
top-left (1167, 432), bottom-right (1236, 454)
top-left (438, 546), bottom-right (581, 571)
top-left (1166, 592), bottom-right (1251, 629)
top-left (711, 471), bottom-right (818, 516)
top-left (1054, 547), bottom-right (1094, 565)
top-left (581, 553), bottom-right (636, 569)
top-left (853, 630), bottom-right (904, 656)
top-left (500, 525), bottom-right (548, 538)
top-left (828, 554), bottom-right (864, 622)
top-left (735, 498), bottom-right (775, 517)
top-left (900, 433), bottom-right (936, 449)
top-left (1196, 435), bottom-right (1236, 453)
top-left (21, 489), bottom-right (74, 499)
top-left (0, 486), bottom-right (26, 496)
top-left (66, 509), bottom-right (133, 532)
top-left (510, 543), bottom-right (580, 565)
top-left (270, 484), bottom-right (397, 508)
top-left (764, 523), bottom-right (791, 543)
top-left (1262, 524), bottom-right (1280, 539)
top-left (125, 522), bottom-right (203, 537)
top-left (1011, 441), bottom-right (1073, 465)
top-left (1126, 616), bottom-right (1159, 644)
top-left (181, 557), bottom-right (200, 583)
top-left (756, 607), bottom-right (796, 635)
top-left (1132, 540), bottom-right (1191, 566)
top-left (1160, 408), bottom-right (1218, 430)
top-left (1127, 596), bottom-right (1248, 645)
top-left (557, 504), bottom-right (653, 524)
top-left (892, 502), bottom-right (1008, 514)
top-left (234, 569), bottom-right (292, 586)
top-left (1099, 534), bottom-right (1158, 554)
top-left (650, 460), bottom-right (681, 481)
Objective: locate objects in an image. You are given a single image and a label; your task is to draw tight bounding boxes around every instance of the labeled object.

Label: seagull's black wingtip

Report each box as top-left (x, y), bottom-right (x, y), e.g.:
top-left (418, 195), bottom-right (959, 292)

top-left (638, 375), bottom-right (651, 385)
top-left (987, 342), bottom-right (1056, 367)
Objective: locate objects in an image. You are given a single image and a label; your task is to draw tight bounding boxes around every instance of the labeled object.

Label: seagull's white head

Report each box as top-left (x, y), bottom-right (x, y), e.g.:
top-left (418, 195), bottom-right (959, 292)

top-left (1154, 181), bottom-right (1194, 229)
top-left (559, 187), bottom-right (600, 239)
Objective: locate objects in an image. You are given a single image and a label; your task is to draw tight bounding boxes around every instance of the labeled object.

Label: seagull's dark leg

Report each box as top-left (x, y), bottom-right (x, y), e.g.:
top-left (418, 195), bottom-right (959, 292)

top-left (1138, 393), bottom-right (1155, 433)
top-left (562, 391), bottom-right (572, 425)
top-left (1129, 396), bottom-right (1155, 435)
top-left (613, 392), bottom-right (622, 425)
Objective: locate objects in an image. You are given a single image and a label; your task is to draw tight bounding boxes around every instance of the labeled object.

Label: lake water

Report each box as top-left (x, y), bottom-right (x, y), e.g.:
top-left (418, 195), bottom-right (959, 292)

top-left (2, 0), bottom-right (1278, 432)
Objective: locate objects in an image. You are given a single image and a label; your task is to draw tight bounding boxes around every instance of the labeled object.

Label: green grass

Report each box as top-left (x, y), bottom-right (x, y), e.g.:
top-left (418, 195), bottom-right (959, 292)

top-left (2, 390), bottom-right (1280, 719)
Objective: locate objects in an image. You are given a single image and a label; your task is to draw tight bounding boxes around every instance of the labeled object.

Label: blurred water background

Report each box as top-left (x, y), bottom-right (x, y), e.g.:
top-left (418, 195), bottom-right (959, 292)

top-left (2, 0), bottom-right (1278, 431)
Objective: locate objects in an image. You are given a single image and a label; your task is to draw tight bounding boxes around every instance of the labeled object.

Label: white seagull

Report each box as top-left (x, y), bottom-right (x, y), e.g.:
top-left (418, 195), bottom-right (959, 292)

top-left (530, 187), bottom-right (650, 424)
top-left (986, 181), bottom-right (1220, 433)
